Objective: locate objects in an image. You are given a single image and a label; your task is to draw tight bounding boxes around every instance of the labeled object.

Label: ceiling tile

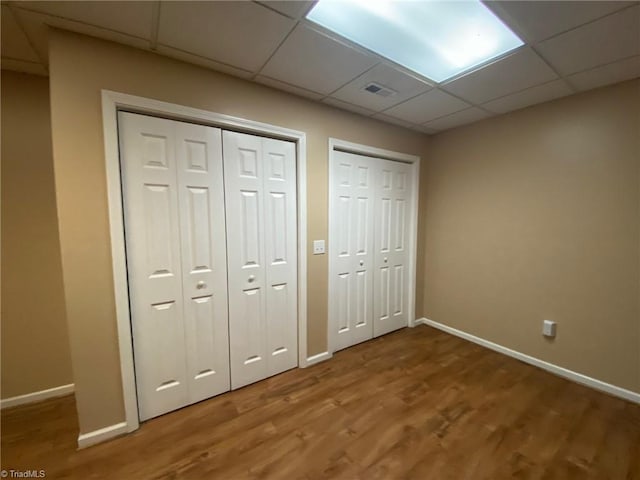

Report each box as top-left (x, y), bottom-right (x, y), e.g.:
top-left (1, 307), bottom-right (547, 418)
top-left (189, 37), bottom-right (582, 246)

top-left (423, 107), bottom-right (492, 132)
top-left (372, 113), bottom-right (416, 130)
top-left (411, 125), bottom-right (438, 135)
top-left (482, 79), bottom-right (573, 114)
top-left (537, 5), bottom-right (640, 76)
top-left (155, 45), bottom-right (253, 79)
top-left (567, 55), bottom-right (640, 91)
top-left (383, 89), bottom-right (470, 124)
top-left (487, 1), bottom-right (634, 43)
top-left (260, 25), bottom-right (378, 95)
top-left (7, 8), bottom-right (50, 61)
top-left (11, 6), bottom-right (151, 63)
top-left (1, 5), bottom-right (40, 62)
top-left (257, 1), bottom-right (314, 19)
top-left (322, 97), bottom-right (376, 117)
top-left (13, 1), bottom-right (154, 40)
top-left (330, 63), bottom-right (432, 113)
top-left (443, 48), bottom-right (558, 104)
top-left (158, 1), bottom-right (295, 72)
top-left (255, 75), bottom-right (325, 101)
top-left (0, 57), bottom-right (48, 76)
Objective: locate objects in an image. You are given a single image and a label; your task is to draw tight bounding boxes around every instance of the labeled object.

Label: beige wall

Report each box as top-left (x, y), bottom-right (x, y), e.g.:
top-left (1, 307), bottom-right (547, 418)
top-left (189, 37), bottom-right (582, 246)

top-left (46, 27), bottom-right (639, 438)
top-left (1, 70), bottom-right (74, 399)
top-left (423, 80), bottom-right (640, 393)
top-left (47, 30), bottom-right (430, 433)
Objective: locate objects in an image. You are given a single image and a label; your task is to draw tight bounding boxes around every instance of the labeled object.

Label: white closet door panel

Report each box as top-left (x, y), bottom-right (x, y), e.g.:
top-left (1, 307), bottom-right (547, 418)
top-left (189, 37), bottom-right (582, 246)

top-left (232, 285), bottom-right (267, 387)
top-left (223, 131), bottom-right (269, 389)
top-left (331, 151), bottom-right (374, 351)
top-left (379, 266), bottom-right (390, 321)
top-left (263, 138), bottom-right (297, 376)
top-left (351, 269), bottom-right (371, 345)
top-left (240, 191), bottom-right (262, 267)
top-left (175, 122), bottom-right (230, 402)
top-left (266, 282), bottom-right (295, 374)
top-left (336, 272), bottom-right (351, 334)
top-left (332, 155), bottom-right (354, 351)
top-left (135, 301), bottom-right (189, 419)
top-left (374, 159), bottom-right (411, 337)
top-left (224, 132), bottom-right (298, 387)
top-left (118, 112), bottom-right (189, 421)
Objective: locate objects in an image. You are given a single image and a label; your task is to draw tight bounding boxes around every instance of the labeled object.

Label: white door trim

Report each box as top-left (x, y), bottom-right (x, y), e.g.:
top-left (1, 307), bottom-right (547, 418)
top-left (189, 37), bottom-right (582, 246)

top-left (327, 138), bottom-right (420, 354)
top-left (102, 90), bottom-right (308, 434)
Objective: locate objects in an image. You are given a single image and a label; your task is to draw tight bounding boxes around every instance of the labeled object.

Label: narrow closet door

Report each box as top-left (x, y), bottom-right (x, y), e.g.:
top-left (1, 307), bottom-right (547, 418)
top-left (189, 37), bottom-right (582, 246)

top-left (373, 159), bottom-right (412, 337)
top-left (262, 138), bottom-right (298, 377)
top-left (119, 112), bottom-right (189, 420)
top-left (175, 121), bottom-right (231, 403)
top-left (223, 131), bottom-right (297, 389)
top-left (330, 151), bottom-right (375, 351)
top-left (119, 112), bottom-right (230, 421)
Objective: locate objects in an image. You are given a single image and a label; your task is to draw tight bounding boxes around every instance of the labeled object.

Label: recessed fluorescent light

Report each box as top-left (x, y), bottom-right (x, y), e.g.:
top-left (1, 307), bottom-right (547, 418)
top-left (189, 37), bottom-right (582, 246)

top-left (305, 0), bottom-right (524, 83)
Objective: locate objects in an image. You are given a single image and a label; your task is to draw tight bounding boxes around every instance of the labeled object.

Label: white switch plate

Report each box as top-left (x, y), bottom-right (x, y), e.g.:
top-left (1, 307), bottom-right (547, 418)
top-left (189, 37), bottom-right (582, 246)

top-left (543, 320), bottom-right (556, 337)
top-left (313, 240), bottom-right (325, 255)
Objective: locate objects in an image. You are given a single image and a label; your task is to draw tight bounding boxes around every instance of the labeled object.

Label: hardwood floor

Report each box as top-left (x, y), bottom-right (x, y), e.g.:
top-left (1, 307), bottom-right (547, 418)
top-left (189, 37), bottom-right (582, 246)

top-left (2, 325), bottom-right (639, 479)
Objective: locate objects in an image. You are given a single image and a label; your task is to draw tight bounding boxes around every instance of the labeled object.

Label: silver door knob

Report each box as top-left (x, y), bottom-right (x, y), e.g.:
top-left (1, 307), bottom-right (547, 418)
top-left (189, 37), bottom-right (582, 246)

top-left (359, 260), bottom-right (364, 266)
top-left (248, 275), bottom-right (256, 283)
top-left (197, 281), bottom-right (206, 289)
top-left (384, 258), bottom-right (388, 263)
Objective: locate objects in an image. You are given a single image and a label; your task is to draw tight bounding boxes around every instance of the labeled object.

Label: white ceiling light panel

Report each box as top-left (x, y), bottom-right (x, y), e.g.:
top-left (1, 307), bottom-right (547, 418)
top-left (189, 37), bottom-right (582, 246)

top-left (306, 0), bottom-right (524, 83)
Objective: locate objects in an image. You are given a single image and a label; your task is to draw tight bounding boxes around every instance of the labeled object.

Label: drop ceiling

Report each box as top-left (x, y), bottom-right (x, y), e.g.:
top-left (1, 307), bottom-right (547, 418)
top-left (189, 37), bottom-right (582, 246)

top-left (2, 1), bottom-right (639, 134)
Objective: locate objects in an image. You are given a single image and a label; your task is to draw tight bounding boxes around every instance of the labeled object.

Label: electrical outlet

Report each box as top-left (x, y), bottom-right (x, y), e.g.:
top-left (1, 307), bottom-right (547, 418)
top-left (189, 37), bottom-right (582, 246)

top-left (313, 240), bottom-right (325, 255)
top-left (543, 320), bottom-right (556, 338)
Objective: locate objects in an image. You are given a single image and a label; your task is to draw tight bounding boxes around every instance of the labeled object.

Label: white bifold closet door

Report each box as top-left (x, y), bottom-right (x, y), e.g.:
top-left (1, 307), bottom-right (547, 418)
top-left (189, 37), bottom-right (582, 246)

top-left (330, 151), bottom-right (413, 351)
top-left (119, 112), bottom-right (230, 421)
top-left (373, 158), bottom-right (411, 336)
top-left (330, 151), bottom-right (375, 351)
top-left (223, 131), bottom-right (298, 389)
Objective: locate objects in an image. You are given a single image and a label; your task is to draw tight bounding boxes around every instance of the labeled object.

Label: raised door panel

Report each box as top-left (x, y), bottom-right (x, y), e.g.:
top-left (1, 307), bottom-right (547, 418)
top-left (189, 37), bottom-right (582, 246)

top-left (379, 266), bottom-right (390, 322)
top-left (336, 272), bottom-right (351, 335)
top-left (351, 269), bottom-right (371, 345)
top-left (337, 196), bottom-right (352, 257)
top-left (118, 112), bottom-right (189, 421)
top-left (240, 190), bottom-right (262, 268)
top-left (175, 122), bottom-right (230, 402)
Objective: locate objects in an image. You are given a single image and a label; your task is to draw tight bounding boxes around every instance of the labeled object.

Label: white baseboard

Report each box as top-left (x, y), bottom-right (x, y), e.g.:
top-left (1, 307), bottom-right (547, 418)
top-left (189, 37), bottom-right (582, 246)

top-left (77, 421), bottom-right (128, 449)
top-left (304, 351), bottom-right (332, 367)
top-left (410, 318), bottom-right (424, 328)
top-left (417, 318), bottom-right (640, 405)
top-left (1, 383), bottom-right (74, 409)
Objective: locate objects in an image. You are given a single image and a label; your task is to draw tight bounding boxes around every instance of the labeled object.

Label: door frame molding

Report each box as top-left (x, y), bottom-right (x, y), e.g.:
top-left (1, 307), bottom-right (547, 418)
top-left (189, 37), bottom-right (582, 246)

top-left (102, 90), bottom-right (308, 433)
top-left (327, 138), bottom-right (420, 354)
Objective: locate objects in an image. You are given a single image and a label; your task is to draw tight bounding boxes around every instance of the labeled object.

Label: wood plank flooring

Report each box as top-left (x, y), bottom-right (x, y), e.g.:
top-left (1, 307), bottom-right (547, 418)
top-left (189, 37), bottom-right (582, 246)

top-left (2, 325), bottom-right (639, 479)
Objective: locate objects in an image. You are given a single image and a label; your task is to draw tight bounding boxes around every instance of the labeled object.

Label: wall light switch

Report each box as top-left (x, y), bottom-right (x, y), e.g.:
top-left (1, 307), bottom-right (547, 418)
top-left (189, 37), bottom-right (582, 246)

top-left (543, 320), bottom-right (557, 338)
top-left (313, 240), bottom-right (325, 255)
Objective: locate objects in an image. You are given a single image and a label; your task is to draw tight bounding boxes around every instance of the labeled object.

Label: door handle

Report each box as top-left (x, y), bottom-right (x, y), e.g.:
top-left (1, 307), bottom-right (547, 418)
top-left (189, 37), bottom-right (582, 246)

top-left (359, 260), bottom-right (364, 266)
top-left (196, 281), bottom-right (206, 289)
top-left (384, 258), bottom-right (388, 263)
top-left (248, 275), bottom-right (256, 283)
